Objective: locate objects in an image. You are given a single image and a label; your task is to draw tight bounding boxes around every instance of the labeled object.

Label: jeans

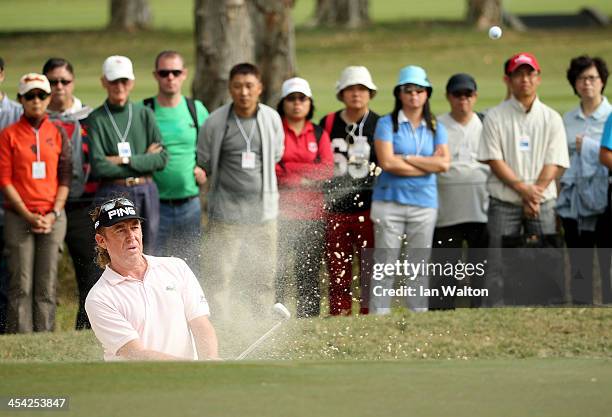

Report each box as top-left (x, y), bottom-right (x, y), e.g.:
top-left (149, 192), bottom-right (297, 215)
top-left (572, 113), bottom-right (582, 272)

top-left (157, 197), bottom-right (202, 278)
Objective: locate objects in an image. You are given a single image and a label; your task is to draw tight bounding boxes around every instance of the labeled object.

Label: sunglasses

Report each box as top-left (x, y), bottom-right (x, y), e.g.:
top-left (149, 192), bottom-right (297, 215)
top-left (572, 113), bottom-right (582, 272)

top-left (400, 85), bottom-right (426, 95)
top-left (157, 69), bottom-right (183, 78)
top-left (451, 91), bottom-right (475, 98)
top-left (285, 94), bottom-right (309, 102)
top-left (99, 197), bottom-right (134, 214)
top-left (48, 79), bottom-right (73, 86)
top-left (23, 91), bottom-right (50, 101)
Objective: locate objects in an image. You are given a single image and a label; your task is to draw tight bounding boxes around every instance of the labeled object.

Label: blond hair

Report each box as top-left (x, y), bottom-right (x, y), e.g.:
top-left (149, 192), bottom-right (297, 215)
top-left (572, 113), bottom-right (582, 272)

top-left (89, 206), bottom-right (111, 269)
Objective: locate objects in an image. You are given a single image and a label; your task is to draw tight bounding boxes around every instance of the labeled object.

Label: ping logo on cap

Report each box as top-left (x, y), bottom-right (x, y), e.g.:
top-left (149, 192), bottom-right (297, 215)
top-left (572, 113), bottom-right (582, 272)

top-left (107, 206), bottom-right (136, 219)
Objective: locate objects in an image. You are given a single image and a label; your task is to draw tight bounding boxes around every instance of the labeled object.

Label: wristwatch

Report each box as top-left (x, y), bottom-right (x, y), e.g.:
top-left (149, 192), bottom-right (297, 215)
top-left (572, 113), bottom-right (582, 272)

top-left (52, 209), bottom-right (61, 219)
top-left (121, 157), bottom-right (130, 165)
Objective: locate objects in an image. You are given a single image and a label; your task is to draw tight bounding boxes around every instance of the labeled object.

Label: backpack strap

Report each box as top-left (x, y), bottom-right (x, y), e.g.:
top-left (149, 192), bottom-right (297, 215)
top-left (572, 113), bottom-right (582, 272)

top-left (323, 111), bottom-right (336, 136)
top-left (313, 124), bottom-right (324, 164)
top-left (185, 97), bottom-right (199, 137)
top-left (143, 97), bottom-right (155, 111)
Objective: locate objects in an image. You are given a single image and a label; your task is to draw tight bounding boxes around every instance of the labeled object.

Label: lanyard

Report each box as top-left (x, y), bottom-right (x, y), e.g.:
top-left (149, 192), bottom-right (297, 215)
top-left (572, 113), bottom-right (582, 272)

top-left (32, 128), bottom-right (41, 162)
top-left (104, 102), bottom-right (132, 143)
top-left (409, 122), bottom-right (426, 156)
top-left (234, 113), bottom-right (257, 152)
top-left (345, 110), bottom-right (370, 140)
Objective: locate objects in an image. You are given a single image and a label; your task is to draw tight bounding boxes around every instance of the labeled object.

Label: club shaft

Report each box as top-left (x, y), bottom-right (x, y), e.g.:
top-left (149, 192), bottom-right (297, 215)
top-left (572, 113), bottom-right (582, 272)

top-left (236, 321), bottom-right (283, 360)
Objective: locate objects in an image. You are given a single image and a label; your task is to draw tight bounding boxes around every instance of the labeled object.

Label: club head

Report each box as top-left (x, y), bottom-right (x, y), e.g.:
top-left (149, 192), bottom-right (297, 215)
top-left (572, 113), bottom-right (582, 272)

top-left (272, 303), bottom-right (291, 320)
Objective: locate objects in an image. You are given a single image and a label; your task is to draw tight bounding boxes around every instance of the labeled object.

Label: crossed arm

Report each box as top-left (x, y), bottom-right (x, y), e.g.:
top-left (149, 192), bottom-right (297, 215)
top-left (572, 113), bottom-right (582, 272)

top-left (374, 140), bottom-right (450, 176)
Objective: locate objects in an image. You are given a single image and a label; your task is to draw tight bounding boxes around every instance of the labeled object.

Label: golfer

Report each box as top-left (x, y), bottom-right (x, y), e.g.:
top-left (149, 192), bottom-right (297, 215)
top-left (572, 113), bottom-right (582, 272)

top-left (85, 197), bottom-right (219, 361)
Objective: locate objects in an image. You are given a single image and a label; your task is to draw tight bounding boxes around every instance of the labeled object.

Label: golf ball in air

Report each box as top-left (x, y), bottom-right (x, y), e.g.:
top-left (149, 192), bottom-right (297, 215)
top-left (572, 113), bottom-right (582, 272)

top-left (488, 26), bottom-right (502, 39)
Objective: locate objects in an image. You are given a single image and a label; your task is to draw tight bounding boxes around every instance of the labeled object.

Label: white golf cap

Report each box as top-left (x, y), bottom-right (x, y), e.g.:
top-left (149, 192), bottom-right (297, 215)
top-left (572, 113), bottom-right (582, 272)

top-left (281, 77), bottom-right (312, 99)
top-left (18, 73), bottom-right (51, 95)
top-left (335, 66), bottom-right (377, 100)
top-left (102, 55), bottom-right (135, 81)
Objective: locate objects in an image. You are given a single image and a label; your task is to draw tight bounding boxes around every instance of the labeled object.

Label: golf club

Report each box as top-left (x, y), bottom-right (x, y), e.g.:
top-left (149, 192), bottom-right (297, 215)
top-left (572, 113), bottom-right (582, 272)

top-left (235, 303), bottom-right (291, 360)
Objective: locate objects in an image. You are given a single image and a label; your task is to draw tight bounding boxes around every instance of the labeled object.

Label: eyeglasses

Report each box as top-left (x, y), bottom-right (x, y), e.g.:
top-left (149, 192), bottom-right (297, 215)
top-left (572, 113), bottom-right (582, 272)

top-left (285, 94), bottom-right (309, 102)
top-left (451, 91), bottom-right (475, 98)
top-left (157, 69), bottom-right (183, 78)
top-left (401, 85), bottom-right (426, 95)
top-left (48, 79), bottom-right (73, 86)
top-left (23, 91), bottom-right (50, 101)
top-left (577, 75), bottom-right (600, 84)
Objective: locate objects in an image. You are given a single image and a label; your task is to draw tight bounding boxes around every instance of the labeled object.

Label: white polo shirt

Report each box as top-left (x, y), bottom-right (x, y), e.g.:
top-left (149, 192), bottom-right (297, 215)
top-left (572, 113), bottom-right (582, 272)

top-left (478, 96), bottom-right (569, 205)
top-left (85, 255), bottom-right (210, 361)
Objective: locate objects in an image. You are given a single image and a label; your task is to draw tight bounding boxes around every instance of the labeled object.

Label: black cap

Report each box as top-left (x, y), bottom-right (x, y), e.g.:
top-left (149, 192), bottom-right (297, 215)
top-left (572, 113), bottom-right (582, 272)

top-left (94, 197), bottom-right (145, 230)
top-left (446, 73), bottom-right (477, 93)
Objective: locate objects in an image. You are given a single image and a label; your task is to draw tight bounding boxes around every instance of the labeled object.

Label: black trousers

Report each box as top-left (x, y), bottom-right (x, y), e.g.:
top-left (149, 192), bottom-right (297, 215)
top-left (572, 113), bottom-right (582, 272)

top-left (561, 207), bottom-right (612, 305)
top-left (430, 222), bottom-right (489, 309)
top-left (276, 219), bottom-right (325, 318)
top-left (65, 202), bottom-right (102, 329)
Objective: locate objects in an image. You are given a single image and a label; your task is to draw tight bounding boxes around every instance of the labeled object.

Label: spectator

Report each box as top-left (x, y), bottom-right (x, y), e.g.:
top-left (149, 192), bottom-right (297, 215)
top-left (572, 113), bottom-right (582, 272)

top-left (431, 73), bottom-right (489, 309)
top-left (370, 65), bottom-right (449, 314)
top-left (319, 66), bottom-right (380, 316)
top-left (143, 50), bottom-right (208, 276)
top-left (598, 113), bottom-right (612, 304)
top-left (197, 63), bottom-right (284, 322)
top-left (43, 57), bottom-right (99, 330)
top-left (557, 55), bottom-right (611, 305)
top-left (0, 73), bottom-right (72, 333)
top-left (0, 56), bottom-right (23, 334)
top-left (478, 53), bottom-right (569, 306)
top-left (86, 197), bottom-right (219, 361)
top-left (275, 77), bottom-right (333, 318)
top-left (88, 55), bottom-right (167, 252)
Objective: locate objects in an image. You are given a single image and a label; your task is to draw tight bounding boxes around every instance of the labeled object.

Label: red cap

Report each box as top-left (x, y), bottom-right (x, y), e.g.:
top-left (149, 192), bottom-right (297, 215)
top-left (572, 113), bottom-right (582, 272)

top-left (506, 53), bottom-right (541, 75)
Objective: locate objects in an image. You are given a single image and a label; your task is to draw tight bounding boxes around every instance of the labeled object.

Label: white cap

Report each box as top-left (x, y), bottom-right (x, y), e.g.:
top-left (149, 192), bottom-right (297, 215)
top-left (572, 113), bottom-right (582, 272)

top-left (335, 66), bottom-right (377, 100)
top-left (18, 73), bottom-right (51, 95)
top-left (102, 55), bottom-right (135, 81)
top-left (281, 77), bottom-right (312, 99)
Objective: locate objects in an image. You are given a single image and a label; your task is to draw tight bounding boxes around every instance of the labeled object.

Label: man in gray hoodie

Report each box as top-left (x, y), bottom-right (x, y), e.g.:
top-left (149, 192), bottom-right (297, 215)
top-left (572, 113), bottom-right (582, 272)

top-left (197, 63), bottom-right (284, 321)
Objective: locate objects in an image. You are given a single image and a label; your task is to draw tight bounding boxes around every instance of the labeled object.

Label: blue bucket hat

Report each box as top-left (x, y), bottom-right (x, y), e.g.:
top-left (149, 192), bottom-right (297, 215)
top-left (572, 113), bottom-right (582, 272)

top-left (395, 65), bottom-right (432, 97)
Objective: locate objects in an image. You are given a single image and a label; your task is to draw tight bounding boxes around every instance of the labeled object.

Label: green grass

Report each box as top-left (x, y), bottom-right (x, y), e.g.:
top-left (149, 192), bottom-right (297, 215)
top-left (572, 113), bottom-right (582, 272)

top-left (1, 0), bottom-right (611, 30)
top-left (1, 308), bottom-right (610, 362)
top-left (0, 359), bottom-right (611, 417)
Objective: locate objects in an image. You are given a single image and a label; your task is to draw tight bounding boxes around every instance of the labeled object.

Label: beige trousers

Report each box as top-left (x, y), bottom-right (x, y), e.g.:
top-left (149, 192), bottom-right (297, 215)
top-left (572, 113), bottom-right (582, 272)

top-left (5, 209), bottom-right (67, 333)
top-left (202, 220), bottom-right (277, 323)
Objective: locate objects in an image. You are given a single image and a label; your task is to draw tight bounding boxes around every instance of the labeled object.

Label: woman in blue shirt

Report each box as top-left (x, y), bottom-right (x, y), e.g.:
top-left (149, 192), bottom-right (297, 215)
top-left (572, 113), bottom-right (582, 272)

top-left (370, 65), bottom-right (449, 314)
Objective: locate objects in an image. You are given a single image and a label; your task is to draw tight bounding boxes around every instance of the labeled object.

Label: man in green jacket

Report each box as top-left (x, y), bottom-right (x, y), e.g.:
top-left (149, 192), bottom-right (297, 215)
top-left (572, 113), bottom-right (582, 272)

top-left (88, 55), bottom-right (168, 252)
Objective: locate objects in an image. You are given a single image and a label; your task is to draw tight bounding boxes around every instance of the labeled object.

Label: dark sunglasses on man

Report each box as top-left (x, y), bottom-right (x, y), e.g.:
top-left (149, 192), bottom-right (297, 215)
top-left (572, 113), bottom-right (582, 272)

top-left (157, 69), bottom-right (183, 78)
top-left (48, 79), bottom-right (73, 86)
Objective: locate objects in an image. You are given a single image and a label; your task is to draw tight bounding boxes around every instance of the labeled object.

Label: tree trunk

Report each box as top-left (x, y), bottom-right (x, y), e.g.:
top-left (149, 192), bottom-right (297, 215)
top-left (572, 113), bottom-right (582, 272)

top-left (251, 0), bottom-right (296, 106)
top-left (466, 0), bottom-right (503, 30)
top-left (109, 0), bottom-right (152, 31)
top-left (315, 0), bottom-right (369, 28)
top-left (193, 0), bottom-right (295, 111)
top-left (193, 0), bottom-right (255, 111)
